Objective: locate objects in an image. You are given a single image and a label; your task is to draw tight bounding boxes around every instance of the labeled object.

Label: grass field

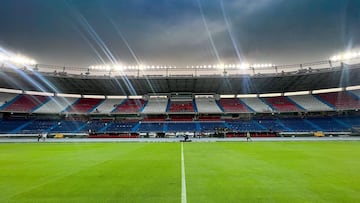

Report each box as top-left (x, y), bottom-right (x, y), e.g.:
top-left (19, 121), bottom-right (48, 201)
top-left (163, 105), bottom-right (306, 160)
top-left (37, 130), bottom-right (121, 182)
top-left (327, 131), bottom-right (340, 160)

top-left (1, 142), bottom-right (360, 202)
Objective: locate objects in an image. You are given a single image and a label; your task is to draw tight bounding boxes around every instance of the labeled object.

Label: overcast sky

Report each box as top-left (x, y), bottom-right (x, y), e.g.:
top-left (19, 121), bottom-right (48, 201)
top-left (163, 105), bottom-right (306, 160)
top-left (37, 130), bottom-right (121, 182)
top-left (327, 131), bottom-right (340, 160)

top-left (0, 0), bottom-right (359, 67)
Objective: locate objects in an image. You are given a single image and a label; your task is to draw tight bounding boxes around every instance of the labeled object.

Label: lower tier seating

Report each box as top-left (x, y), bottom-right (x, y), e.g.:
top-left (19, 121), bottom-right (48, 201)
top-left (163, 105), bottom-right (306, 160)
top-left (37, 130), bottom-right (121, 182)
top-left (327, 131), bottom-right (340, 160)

top-left (0, 116), bottom-right (358, 134)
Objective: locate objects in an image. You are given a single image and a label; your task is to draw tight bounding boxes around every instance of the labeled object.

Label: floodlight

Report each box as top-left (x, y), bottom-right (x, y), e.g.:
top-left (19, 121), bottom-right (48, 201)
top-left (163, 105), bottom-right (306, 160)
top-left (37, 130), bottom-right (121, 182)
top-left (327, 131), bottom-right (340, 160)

top-left (312, 87), bottom-right (343, 94)
top-left (25, 91), bottom-right (54, 97)
top-left (284, 91), bottom-right (310, 96)
top-left (346, 85), bottom-right (360, 91)
top-left (259, 93), bottom-right (282, 97)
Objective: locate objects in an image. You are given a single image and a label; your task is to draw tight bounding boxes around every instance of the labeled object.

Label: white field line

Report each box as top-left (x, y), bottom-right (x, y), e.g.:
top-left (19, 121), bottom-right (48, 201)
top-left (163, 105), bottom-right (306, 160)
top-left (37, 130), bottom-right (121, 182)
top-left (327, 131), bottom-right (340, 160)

top-left (181, 142), bottom-right (187, 203)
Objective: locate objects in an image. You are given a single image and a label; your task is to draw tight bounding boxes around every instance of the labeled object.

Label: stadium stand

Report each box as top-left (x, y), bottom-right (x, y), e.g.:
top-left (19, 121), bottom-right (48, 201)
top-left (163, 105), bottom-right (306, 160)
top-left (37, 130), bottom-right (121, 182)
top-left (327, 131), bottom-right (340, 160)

top-left (199, 122), bottom-right (226, 132)
top-left (142, 98), bottom-right (168, 113)
top-left (195, 97), bottom-right (223, 113)
top-left (288, 95), bottom-right (333, 111)
top-left (278, 118), bottom-right (317, 132)
top-left (90, 99), bottom-right (123, 114)
top-left (168, 100), bottom-right (195, 112)
top-left (138, 122), bottom-right (165, 132)
top-left (34, 97), bottom-right (78, 113)
top-left (167, 122), bottom-right (197, 132)
top-left (226, 120), bottom-right (265, 132)
top-left (104, 121), bottom-right (138, 132)
top-left (0, 120), bottom-right (30, 133)
top-left (1, 95), bottom-right (49, 112)
top-left (65, 98), bottom-right (104, 113)
top-left (80, 120), bottom-right (109, 133)
top-left (306, 117), bottom-right (349, 132)
top-left (239, 97), bottom-right (272, 113)
top-left (218, 98), bottom-right (252, 113)
top-left (112, 99), bottom-right (146, 113)
top-left (349, 90), bottom-right (360, 99)
top-left (50, 120), bottom-right (87, 133)
top-left (316, 92), bottom-right (360, 110)
top-left (0, 93), bottom-right (18, 107)
top-left (20, 120), bottom-right (58, 133)
top-left (256, 119), bottom-right (287, 132)
top-left (0, 115), bottom-right (358, 134)
top-left (263, 96), bottom-right (303, 112)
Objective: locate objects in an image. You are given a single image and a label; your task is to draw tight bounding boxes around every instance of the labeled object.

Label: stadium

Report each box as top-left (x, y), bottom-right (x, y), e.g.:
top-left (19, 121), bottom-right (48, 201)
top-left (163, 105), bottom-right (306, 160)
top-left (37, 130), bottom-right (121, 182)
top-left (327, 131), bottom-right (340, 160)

top-left (1, 0), bottom-right (360, 202)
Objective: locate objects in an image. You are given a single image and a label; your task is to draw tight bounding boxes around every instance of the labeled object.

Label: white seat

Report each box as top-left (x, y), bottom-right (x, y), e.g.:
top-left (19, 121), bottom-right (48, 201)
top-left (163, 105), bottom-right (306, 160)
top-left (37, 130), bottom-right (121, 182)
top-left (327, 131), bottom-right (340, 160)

top-left (142, 98), bottom-right (168, 113)
top-left (288, 95), bottom-right (333, 111)
top-left (196, 98), bottom-right (222, 113)
top-left (34, 97), bottom-right (78, 113)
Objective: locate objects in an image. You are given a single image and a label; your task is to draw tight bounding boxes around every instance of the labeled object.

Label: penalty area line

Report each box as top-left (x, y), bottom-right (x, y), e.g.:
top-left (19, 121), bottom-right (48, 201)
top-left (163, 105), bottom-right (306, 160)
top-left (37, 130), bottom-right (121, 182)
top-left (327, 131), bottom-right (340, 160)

top-left (181, 142), bottom-right (187, 203)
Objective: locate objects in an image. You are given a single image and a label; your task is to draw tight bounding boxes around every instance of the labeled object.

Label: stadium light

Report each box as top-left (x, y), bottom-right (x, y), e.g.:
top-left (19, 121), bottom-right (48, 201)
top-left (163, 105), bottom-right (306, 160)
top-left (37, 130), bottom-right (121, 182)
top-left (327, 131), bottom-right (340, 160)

top-left (220, 94), bottom-right (236, 98)
top-left (239, 63), bottom-right (250, 70)
top-left (56, 93), bottom-right (82, 98)
top-left (24, 91), bottom-right (54, 97)
top-left (259, 93), bottom-right (282, 97)
top-left (237, 94), bottom-right (258, 98)
top-left (0, 88), bottom-right (23, 94)
top-left (312, 87), bottom-right (344, 94)
top-left (128, 95), bottom-right (143, 99)
top-left (252, 64), bottom-right (273, 68)
top-left (330, 51), bottom-right (360, 61)
top-left (82, 95), bottom-right (106, 99)
top-left (106, 95), bottom-right (127, 99)
top-left (283, 91), bottom-right (311, 96)
top-left (0, 53), bottom-right (37, 65)
top-left (149, 95), bottom-right (168, 99)
top-left (345, 85), bottom-right (360, 91)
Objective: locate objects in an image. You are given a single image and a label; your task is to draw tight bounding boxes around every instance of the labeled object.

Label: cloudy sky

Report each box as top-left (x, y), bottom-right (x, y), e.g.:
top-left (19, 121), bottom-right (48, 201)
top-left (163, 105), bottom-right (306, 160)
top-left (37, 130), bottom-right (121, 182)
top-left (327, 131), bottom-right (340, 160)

top-left (0, 0), bottom-right (359, 67)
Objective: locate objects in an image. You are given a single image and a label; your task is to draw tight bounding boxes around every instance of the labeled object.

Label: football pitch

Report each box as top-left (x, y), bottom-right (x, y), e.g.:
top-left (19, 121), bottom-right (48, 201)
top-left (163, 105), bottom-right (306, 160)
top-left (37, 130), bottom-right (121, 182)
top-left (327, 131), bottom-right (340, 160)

top-left (1, 141), bottom-right (360, 202)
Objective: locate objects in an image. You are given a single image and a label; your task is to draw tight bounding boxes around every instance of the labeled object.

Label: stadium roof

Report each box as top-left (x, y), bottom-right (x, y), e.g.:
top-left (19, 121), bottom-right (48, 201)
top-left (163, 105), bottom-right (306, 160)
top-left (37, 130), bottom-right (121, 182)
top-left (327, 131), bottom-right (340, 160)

top-left (0, 64), bottom-right (359, 95)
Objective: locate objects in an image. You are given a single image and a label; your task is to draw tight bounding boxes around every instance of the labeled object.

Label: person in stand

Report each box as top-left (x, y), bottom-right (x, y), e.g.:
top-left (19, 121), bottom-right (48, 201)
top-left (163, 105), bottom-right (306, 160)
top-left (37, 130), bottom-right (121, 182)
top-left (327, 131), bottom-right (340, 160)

top-left (246, 131), bottom-right (252, 142)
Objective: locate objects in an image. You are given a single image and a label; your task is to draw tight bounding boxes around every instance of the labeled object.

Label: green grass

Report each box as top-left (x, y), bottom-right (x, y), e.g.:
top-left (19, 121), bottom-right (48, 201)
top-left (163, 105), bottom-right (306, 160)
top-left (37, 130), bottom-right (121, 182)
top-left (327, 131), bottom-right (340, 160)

top-left (1, 142), bottom-right (360, 202)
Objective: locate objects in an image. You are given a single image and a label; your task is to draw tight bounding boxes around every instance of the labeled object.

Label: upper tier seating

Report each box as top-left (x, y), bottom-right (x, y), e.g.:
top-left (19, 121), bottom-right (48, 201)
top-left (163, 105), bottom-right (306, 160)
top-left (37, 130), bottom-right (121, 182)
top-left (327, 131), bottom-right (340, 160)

top-left (90, 99), bottom-right (123, 114)
top-left (1, 95), bottom-right (49, 112)
top-left (0, 93), bottom-right (18, 107)
top-left (317, 92), bottom-right (360, 110)
top-left (112, 99), bottom-right (146, 113)
top-left (142, 98), bottom-right (168, 113)
top-left (195, 98), bottom-right (223, 113)
top-left (66, 98), bottom-right (104, 113)
top-left (168, 101), bottom-right (194, 112)
top-left (239, 98), bottom-right (272, 113)
top-left (219, 98), bottom-right (251, 113)
top-left (350, 90), bottom-right (360, 99)
top-left (288, 95), bottom-right (333, 111)
top-left (34, 97), bottom-right (77, 113)
top-left (263, 96), bottom-right (302, 112)
top-left (170, 115), bottom-right (193, 121)
top-left (198, 116), bottom-right (221, 121)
